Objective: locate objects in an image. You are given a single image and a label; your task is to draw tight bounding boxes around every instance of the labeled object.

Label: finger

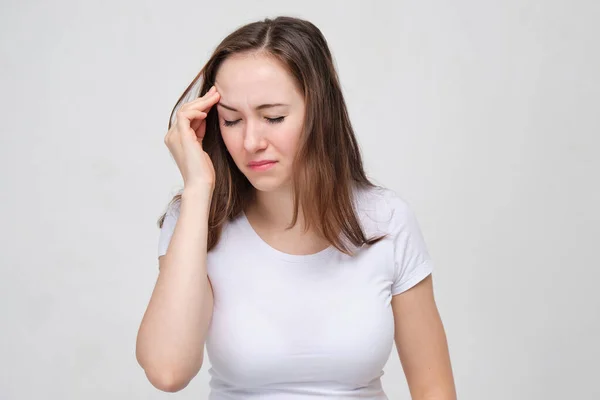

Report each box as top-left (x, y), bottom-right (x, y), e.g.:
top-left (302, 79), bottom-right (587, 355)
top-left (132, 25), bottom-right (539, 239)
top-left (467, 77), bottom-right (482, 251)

top-left (176, 109), bottom-right (207, 134)
top-left (177, 110), bottom-right (207, 143)
top-left (189, 109), bottom-right (207, 132)
top-left (195, 118), bottom-right (207, 141)
top-left (180, 90), bottom-right (220, 113)
top-left (178, 109), bottom-right (207, 121)
top-left (190, 117), bottom-right (202, 133)
top-left (204, 85), bottom-right (216, 96)
top-left (175, 105), bottom-right (206, 122)
top-left (182, 87), bottom-right (217, 108)
top-left (182, 91), bottom-right (220, 112)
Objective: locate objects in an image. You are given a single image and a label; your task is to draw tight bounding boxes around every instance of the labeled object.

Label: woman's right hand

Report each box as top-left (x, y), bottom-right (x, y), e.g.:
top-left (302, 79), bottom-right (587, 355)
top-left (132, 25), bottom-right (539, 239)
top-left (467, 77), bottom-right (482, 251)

top-left (164, 86), bottom-right (221, 193)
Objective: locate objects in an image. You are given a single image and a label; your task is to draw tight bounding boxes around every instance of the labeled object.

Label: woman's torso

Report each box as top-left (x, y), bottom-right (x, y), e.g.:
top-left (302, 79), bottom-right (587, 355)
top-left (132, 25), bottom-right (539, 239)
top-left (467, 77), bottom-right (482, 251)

top-left (204, 186), bottom-right (398, 399)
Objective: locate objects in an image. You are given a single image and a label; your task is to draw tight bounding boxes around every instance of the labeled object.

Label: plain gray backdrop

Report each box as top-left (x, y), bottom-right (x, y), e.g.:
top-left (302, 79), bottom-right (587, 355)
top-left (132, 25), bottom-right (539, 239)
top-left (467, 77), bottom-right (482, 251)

top-left (1, 0), bottom-right (598, 399)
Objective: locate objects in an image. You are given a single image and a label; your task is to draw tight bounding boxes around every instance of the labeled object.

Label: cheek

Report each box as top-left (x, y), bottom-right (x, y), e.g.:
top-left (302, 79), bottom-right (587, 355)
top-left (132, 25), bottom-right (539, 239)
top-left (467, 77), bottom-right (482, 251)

top-left (221, 130), bottom-right (242, 154)
top-left (273, 124), bottom-right (304, 156)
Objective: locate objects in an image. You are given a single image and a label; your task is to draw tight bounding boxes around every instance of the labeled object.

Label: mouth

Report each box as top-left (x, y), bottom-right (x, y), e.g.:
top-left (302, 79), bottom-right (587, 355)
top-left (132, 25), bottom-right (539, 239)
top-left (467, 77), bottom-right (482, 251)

top-left (247, 160), bottom-right (277, 171)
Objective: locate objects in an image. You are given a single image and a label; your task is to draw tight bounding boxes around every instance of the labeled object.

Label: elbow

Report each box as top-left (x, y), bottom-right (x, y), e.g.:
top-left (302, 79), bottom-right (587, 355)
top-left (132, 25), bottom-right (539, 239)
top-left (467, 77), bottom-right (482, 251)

top-left (135, 333), bottom-right (204, 392)
top-left (144, 368), bottom-right (193, 393)
top-left (136, 351), bottom-right (203, 393)
top-left (143, 360), bottom-right (200, 393)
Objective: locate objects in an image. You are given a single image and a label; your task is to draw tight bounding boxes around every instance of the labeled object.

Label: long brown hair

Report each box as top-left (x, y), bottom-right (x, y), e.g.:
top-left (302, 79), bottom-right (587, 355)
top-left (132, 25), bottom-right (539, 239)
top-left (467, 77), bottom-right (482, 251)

top-left (158, 16), bottom-right (385, 255)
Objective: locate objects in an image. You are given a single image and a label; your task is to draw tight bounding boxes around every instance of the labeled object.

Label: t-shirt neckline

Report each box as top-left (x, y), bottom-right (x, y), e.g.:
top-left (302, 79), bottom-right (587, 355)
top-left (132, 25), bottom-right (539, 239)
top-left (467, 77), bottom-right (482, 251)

top-left (240, 211), bottom-right (337, 264)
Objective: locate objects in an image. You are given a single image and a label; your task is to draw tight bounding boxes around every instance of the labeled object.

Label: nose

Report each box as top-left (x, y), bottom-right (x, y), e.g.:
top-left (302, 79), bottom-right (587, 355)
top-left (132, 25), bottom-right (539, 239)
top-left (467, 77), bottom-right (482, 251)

top-left (243, 119), bottom-right (268, 153)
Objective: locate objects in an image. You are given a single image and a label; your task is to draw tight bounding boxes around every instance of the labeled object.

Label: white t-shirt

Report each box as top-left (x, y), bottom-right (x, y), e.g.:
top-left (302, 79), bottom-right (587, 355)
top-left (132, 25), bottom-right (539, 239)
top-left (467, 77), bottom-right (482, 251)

top-left (157, 185), bottom-right (434, 399)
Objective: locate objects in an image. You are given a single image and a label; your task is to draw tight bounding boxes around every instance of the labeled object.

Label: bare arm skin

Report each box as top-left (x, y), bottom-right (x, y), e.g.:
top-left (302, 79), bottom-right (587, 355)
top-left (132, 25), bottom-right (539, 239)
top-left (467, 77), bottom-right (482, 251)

top-left (136, 188), bottom-right (214, 392)
top-left (392, 274), bottom-right (457, 400)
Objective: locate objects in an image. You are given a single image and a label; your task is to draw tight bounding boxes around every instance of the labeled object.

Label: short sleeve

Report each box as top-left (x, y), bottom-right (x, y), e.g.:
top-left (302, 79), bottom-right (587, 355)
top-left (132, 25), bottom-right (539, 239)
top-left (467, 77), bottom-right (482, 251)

top-left (386, 192), bottom-right (434, 295)
top-left (157, 200), bottom-right (181, 258)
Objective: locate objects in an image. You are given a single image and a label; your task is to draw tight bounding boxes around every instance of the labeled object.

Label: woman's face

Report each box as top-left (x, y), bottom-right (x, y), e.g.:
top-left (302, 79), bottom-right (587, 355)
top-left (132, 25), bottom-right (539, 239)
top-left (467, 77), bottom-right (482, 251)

top-left (214, 53), bottom-right (306, 193)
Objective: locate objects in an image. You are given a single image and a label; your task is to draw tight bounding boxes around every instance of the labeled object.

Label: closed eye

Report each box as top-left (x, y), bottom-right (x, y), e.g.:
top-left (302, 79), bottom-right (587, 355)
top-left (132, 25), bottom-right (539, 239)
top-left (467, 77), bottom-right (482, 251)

top-left (223, 119), bottom-right (240, 127)
top-left (266, 116), bottom-right (285, 124)
top-left (222, 116), bottom-right (285, 127)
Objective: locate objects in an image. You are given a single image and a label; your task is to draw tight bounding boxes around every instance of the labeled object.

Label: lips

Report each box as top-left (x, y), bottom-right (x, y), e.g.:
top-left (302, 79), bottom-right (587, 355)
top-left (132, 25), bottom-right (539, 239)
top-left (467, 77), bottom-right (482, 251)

top-left (248, 160), bottom-right (276, 167)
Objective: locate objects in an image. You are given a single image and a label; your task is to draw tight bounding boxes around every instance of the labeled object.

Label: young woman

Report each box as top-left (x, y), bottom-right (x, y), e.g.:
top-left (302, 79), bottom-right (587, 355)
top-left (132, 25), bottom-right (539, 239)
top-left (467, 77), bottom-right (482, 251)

top-left (136, 16), bottom-right (456, 400)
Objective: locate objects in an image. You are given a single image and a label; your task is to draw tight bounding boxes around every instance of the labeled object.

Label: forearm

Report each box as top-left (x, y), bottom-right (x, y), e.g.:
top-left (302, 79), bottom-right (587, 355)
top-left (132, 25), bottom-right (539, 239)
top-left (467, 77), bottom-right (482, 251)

top-left (136, 188), bottom-right (213, 389)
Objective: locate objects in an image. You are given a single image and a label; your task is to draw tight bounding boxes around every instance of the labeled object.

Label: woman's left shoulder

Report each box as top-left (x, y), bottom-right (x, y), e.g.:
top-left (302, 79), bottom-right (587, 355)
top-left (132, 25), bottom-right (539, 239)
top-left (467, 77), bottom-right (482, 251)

top-left (353, 184), bottom-right (415, 233)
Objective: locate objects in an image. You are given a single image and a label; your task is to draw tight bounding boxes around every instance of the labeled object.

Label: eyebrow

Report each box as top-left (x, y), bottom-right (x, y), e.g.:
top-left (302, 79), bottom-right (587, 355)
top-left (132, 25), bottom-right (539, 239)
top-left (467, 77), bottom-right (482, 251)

top-left (217, 102), bottom-right (288, 112)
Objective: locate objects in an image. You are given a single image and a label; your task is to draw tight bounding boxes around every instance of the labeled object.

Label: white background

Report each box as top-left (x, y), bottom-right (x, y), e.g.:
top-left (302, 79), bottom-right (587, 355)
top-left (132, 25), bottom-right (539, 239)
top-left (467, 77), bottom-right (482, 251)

top-left (1, 0), bottom-right (598, 399)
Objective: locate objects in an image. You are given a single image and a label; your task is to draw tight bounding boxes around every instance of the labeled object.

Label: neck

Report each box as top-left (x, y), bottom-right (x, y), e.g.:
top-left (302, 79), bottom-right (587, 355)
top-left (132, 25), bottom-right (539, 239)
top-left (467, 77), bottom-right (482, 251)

top-left (248, 185), bottom-right (306, 230)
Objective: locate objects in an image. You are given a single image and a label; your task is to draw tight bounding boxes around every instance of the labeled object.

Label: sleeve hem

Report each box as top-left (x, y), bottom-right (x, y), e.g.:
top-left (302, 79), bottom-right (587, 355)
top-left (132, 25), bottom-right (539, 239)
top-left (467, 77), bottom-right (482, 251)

top-left (391, 259), bottom-right (434, 296)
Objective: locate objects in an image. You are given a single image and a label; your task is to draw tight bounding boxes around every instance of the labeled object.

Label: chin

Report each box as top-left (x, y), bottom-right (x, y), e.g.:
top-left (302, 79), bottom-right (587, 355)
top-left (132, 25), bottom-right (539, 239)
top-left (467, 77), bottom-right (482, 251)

top-left (248, 179), bottom-right (285, 193)
top-left (245, 174), bottom-right (291, 193)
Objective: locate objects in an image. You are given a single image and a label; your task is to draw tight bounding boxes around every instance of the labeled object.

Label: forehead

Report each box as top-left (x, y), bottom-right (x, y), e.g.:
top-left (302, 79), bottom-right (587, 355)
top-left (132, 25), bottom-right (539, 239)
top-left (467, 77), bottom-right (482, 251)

top-left (214, 53), bottom-right (301, 104)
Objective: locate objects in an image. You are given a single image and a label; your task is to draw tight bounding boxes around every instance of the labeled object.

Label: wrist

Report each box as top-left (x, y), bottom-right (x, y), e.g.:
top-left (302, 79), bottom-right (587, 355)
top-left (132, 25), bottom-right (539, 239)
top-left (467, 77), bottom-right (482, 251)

top-left (182, 186), bottom-right (213, 209)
